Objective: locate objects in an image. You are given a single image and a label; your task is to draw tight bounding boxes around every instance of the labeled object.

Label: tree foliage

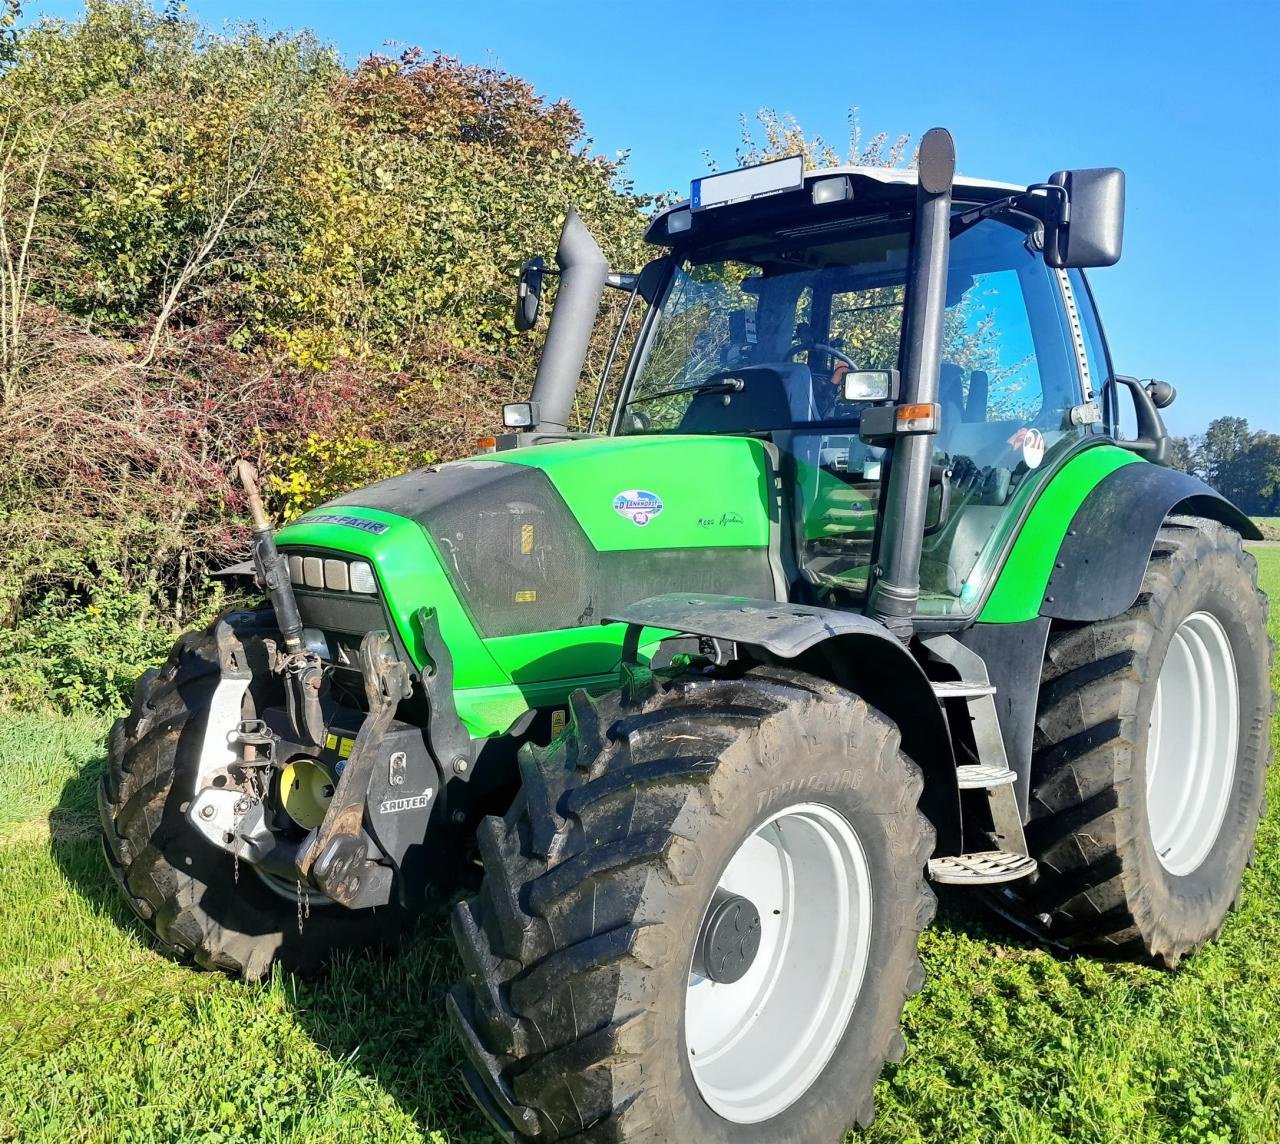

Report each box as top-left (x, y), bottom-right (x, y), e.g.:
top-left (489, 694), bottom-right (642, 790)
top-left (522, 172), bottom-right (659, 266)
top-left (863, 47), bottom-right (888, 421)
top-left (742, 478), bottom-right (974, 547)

top-left (0, 1), bottom-right (650, 709)
top-left (1170, 417), bottom-right (1280, 516)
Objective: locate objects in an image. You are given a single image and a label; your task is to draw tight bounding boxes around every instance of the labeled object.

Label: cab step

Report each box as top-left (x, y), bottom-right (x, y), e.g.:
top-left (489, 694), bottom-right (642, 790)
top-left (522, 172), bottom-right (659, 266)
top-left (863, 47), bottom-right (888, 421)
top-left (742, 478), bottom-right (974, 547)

top-left (955, 763), bottom-right (1017, 789)
top-left (927, 851), bottom-right (1038, 885)
top-left (930, 679), bottom-right (997, 699)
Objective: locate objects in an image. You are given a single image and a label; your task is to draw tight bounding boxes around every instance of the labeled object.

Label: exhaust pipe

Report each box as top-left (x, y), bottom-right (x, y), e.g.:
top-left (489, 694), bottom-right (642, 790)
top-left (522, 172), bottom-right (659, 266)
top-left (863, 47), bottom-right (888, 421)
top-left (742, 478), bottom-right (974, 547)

top-left (528, 208), bottom-right (609, 433)
top-left (868, 127), bottom-right (956, 639)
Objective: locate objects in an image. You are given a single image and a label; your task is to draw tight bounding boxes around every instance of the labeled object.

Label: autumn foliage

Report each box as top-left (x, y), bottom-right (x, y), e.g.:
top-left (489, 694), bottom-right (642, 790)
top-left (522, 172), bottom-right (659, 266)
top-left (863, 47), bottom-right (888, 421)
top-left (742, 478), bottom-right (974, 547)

top-left (0, 1), bottom-right (651, 708)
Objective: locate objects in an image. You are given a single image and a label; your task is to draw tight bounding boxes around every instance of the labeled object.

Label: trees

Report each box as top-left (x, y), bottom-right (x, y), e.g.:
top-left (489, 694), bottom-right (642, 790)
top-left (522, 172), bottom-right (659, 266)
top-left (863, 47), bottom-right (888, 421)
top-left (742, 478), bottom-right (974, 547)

top-left (1168, 417), bottom-right (1280, 516)
top-left (0, 1), bottom-right (649, 709)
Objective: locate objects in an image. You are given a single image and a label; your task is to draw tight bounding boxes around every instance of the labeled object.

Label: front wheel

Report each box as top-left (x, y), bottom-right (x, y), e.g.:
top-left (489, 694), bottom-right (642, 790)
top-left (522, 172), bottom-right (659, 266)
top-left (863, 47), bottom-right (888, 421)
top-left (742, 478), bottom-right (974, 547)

top-left (448, 669), bottom-right (936, 1142)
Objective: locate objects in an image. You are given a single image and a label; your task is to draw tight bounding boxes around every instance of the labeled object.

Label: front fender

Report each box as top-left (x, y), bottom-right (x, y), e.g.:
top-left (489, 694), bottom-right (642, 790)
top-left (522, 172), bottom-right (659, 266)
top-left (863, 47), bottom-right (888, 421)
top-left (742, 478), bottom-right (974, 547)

top-left (605, 594), bottom-right (962, 854)
top-left (1040, 463), bottom-right (1260, 623)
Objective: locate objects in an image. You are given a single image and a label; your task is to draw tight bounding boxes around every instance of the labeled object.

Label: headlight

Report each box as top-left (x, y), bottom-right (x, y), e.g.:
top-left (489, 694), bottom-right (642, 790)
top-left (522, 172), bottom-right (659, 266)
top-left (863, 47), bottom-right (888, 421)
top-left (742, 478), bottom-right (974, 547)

top-left (282, 553), bottom-right (378, 594)
top-left (349, 561), bottom-right (377, 594)
top-left (323, 558), bottom-right (349, 591)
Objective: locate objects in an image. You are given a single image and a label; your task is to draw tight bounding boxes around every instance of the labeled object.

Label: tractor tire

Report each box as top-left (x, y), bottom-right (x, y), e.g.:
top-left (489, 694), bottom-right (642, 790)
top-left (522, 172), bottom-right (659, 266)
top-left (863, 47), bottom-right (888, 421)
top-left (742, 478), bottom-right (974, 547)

top-left (448, 668), bottom-right (936, 1143)
top-left (99, 624), bottom-right (406, 980)
top-left (1010, 515), bottom-right (1273, 967)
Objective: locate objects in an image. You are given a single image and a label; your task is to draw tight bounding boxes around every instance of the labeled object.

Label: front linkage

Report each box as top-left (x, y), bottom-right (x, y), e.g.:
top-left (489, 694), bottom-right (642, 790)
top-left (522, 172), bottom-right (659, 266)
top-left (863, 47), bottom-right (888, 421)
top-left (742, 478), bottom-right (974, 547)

top-left (182, 467), bottom-right (447, 912)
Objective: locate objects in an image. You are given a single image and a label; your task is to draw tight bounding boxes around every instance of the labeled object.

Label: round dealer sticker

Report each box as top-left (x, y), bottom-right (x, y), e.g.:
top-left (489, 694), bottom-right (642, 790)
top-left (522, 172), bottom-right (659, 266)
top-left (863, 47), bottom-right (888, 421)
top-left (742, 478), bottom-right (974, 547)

top-left (1007, 427), bottom-right (1046, 470)
top-left (613, 489), bottom-right (664, 526)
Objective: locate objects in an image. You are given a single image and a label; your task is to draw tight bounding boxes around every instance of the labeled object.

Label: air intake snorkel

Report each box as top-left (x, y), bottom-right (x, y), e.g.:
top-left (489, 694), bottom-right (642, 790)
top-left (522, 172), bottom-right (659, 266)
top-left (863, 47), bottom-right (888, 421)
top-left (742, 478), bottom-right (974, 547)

top-left (868, 128), bottom-right (956, 639)
top-left (525, 207), bottom-right (609, 434)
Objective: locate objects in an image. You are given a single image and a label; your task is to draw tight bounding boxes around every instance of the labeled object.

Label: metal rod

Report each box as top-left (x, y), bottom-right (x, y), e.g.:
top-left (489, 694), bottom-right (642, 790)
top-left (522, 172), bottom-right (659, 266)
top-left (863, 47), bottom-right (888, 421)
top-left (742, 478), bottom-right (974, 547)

top-left (868, 128), bottom-right (956, 639)
top-left (236, 460), bottom-right (305, 653)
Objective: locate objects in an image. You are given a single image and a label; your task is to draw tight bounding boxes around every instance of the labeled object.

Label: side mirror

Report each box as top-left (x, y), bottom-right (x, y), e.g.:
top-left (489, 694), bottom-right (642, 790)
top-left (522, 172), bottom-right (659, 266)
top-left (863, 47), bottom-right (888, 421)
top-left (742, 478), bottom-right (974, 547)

top-left (1042, 168), bottom-right (1125, 269)
top-left (515, 256), bottom-right (546, 331)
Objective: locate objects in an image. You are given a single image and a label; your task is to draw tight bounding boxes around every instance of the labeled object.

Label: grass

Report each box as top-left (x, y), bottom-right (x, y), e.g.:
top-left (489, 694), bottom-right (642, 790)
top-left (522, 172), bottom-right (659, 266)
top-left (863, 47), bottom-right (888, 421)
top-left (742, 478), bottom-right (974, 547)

top-left (2, 553), bottom-right (1280, 1143)
top-left (1254, 517), bottom-right (1280, 542)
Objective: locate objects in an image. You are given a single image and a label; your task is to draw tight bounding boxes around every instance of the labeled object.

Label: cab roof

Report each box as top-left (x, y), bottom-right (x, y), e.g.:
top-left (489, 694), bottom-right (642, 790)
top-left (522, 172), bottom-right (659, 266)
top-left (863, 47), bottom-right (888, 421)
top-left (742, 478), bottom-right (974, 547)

top-left (645, 164), bottom-right (1024, 246)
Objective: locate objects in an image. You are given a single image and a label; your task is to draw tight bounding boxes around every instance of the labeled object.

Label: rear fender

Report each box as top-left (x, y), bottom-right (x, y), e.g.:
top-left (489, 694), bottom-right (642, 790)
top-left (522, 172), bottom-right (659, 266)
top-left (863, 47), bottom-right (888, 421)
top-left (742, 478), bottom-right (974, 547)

top-left (1040, 463), bottom-right (1260, 623)
top-left (606, 594), bottom-right (961, 855)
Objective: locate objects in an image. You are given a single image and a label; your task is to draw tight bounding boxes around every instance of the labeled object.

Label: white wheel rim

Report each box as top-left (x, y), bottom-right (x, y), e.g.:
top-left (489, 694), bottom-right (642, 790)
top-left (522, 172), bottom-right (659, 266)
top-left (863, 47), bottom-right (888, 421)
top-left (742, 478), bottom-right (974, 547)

top-left (684, 802), bottom-right (872, 1124)
top-left (1145, 610), bottom-right (1240, 876)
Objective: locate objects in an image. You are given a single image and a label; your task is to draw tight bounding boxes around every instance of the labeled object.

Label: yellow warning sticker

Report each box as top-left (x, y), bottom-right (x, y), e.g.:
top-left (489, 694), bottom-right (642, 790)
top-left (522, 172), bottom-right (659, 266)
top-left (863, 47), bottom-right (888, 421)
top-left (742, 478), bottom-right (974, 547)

top-left (550, 708), bottom-right (566, 738)
top-left (338, 736), bottom-right (355, 758)
top-left (325, 732), bottom-right (339, 751)
top-left (514, 589), bottom-right (537, 603)
top-left (520, 523), bottom-right (535, 555)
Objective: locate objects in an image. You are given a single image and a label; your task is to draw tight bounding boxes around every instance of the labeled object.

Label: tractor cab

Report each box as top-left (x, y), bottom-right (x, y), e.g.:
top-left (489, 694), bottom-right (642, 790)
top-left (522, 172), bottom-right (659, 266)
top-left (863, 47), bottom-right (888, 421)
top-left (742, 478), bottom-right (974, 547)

top-left (506, 152), bottom-right (1123, 628)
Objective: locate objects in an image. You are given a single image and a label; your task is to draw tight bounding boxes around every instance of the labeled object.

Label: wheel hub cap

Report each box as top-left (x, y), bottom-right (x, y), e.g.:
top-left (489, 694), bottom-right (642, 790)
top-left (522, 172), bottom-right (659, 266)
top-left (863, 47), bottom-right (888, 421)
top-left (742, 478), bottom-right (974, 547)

top-left (684, 802), bottom-right (873, 1124)
top-left (694, 890), bottom-right (762, 985)
top-left (1145, 610), bottom-right (1240, 876)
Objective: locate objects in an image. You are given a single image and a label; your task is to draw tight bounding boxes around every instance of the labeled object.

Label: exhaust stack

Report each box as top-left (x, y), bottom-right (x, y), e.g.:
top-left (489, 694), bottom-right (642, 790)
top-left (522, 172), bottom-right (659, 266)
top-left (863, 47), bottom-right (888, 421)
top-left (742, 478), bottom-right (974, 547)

top-left (528, 208), bottom-right (609, 433)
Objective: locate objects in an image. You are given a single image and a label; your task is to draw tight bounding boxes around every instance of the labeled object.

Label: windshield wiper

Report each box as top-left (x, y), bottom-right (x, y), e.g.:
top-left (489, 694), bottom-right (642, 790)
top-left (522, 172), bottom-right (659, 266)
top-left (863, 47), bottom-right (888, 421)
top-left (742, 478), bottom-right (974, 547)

top-left (625, 376), bottom-right (745, 406)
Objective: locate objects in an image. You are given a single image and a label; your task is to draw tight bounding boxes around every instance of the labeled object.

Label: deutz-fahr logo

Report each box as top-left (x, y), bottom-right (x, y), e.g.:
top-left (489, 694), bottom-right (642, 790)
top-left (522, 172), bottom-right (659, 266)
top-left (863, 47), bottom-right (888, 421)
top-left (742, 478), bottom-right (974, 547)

top-left (612, 489), bottom-right (664, 526)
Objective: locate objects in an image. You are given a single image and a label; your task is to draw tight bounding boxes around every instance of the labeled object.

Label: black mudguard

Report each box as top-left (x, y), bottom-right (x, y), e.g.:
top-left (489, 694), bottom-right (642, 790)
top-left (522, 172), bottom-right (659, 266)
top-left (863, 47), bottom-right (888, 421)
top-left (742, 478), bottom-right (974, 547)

top-left (606, 594), bottom-right (963, 855)
top-left (1041, 463), bottom-right (1260, 623)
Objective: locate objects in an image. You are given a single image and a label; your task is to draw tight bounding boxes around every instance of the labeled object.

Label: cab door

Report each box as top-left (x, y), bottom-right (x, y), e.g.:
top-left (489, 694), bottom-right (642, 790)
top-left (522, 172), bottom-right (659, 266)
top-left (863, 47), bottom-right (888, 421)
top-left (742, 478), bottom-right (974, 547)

top-left (915, 218), bottom-right (1094, 617)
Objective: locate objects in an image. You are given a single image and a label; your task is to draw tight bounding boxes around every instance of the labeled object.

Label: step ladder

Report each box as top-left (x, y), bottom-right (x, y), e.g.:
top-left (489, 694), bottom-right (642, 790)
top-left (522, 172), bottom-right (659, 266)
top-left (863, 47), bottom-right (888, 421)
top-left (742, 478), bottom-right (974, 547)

top-left (921, 635), bottom-right (1037, 887)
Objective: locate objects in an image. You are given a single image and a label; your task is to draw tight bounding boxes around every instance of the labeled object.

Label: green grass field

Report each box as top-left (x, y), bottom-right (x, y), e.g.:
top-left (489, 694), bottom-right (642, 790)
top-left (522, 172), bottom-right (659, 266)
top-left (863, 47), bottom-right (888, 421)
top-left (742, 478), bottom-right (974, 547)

top-left (3, 553), bottom-right (1280, 1143)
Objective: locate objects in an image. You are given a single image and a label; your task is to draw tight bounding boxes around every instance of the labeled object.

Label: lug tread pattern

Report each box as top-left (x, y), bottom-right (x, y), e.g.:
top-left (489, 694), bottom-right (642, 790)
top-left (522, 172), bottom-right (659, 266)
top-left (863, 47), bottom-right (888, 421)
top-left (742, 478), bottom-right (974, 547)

top-left (1008, 516), bottom-right (1274, 966)
top-left (449, 670), bottom-right (936, 1142)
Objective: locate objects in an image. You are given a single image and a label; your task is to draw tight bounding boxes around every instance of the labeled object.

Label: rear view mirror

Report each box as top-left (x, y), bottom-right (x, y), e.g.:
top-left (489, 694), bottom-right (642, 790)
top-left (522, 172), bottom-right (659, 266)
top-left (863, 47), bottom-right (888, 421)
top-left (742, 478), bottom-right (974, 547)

top-left (1043, 168), bottom-right (1125, 269)
top-left (842, 368), bottom-right (900, 403)
top-left (515, 256), bottom-right (545, 331)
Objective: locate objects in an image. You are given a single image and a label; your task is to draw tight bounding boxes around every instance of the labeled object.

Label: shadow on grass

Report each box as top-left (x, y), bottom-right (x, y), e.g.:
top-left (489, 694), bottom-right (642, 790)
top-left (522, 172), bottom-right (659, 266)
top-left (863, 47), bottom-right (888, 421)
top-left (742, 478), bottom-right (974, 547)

top-left (50, 755), bottom-right (493, 1142)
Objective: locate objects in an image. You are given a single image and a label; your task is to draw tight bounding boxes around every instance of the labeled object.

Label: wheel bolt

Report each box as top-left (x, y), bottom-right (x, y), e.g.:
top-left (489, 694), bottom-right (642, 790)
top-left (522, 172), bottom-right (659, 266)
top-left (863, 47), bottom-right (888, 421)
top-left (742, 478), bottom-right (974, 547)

top-left (453, 757), bottom-right (469, 775)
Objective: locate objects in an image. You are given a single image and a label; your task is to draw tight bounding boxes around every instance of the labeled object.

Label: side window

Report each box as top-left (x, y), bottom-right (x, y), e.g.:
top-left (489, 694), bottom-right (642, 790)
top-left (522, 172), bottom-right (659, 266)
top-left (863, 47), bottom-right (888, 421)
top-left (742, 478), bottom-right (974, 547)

top-left (919, 220), bottom-right (1086, 613)
top-left (826, 284), bottom-right (905, 370)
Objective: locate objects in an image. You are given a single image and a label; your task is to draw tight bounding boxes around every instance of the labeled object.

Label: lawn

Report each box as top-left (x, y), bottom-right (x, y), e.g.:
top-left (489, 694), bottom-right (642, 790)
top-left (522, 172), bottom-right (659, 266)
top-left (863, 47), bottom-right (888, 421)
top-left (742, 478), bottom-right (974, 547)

top-left (3, 553), bottom-right (1280, 1143)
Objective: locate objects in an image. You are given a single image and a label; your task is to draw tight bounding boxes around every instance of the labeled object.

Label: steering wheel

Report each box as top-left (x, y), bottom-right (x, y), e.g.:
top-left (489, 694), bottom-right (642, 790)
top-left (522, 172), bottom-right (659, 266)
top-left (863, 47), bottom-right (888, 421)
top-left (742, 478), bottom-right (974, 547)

top-left (787, 342), bottom-right (860, 372)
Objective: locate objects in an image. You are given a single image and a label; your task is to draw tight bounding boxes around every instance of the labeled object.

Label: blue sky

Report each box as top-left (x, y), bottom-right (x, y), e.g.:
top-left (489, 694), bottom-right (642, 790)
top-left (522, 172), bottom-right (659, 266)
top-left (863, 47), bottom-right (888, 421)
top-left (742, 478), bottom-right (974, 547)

top-left (32, 0), bottom-right (1280, 435)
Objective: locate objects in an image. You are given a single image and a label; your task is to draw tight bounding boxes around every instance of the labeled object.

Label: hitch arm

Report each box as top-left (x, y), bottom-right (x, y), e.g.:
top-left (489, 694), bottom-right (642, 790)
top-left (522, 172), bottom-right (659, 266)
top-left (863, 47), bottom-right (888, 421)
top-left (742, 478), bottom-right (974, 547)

top-left (295, 630), bottom-right (410, 906)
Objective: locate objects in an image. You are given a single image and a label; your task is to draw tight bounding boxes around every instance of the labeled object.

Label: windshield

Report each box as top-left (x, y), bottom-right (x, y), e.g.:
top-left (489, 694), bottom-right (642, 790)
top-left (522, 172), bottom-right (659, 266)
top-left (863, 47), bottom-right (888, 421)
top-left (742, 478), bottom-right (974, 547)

top-left (617, 217), bottom-right (910, 435)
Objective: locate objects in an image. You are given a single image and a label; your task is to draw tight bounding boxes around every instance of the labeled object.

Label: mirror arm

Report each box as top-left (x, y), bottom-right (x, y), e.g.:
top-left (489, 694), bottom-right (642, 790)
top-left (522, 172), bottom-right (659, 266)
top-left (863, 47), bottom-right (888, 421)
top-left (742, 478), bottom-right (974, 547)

top-left (951, 184), bottom-right (1069, 240)
top-left (1111, 374), bottom-right (1171, 466)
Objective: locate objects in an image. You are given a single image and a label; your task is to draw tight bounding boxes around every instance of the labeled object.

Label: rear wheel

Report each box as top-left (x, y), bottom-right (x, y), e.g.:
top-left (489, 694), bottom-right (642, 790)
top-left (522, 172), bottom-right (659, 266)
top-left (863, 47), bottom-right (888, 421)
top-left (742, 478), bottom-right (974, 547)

top-left (448, 669), bottom-right (936, 1142)
top-left (1010, 516), bottom-right (1273, 966)
top-left (99, 624), bottom-right (406, 979)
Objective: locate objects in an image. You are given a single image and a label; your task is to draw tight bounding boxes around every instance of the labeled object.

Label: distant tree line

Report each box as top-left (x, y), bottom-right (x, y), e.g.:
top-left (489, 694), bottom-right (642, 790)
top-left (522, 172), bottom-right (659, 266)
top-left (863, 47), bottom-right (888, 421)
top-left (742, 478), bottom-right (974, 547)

top-left (1169, 417), bottom-right (1280, 517)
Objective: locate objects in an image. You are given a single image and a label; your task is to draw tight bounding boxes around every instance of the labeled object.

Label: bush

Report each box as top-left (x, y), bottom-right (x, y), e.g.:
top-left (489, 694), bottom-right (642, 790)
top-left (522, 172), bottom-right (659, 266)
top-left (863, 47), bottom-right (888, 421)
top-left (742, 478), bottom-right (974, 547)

top-left (0, 2), bottom-right (653, 713)
top-left (0, 564), bottom-right (227, 713)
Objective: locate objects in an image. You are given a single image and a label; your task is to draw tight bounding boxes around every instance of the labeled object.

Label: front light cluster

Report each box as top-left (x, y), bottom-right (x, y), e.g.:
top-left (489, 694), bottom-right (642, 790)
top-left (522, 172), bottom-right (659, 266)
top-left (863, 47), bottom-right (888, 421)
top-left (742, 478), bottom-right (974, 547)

top-left (287, 555), bottom-right (377, 594)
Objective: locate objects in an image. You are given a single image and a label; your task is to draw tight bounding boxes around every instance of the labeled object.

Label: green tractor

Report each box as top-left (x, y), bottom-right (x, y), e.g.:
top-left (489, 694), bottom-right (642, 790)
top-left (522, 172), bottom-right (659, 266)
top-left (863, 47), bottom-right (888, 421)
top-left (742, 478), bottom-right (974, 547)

top-left (101, 128), bottom-right (1272, 1141)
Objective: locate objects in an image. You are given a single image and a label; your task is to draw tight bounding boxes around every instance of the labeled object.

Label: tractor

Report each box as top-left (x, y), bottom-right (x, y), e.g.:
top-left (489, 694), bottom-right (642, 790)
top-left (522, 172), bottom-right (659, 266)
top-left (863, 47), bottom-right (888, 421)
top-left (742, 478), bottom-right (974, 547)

top-left (100, 128), bottom-right (1273, 1142)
